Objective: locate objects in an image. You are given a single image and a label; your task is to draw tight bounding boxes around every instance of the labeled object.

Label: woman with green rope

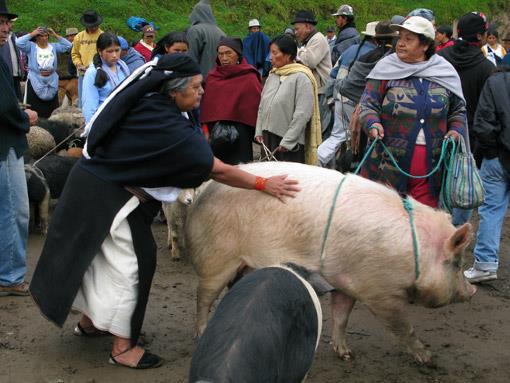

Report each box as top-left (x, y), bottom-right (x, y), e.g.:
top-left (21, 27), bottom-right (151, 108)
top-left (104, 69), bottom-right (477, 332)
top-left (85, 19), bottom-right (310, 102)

top-left (358, 16), bottom-right (466, 208)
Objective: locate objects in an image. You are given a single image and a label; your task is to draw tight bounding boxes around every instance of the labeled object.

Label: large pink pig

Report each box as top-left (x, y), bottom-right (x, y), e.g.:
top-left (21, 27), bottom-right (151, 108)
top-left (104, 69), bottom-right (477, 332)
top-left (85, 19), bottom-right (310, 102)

top-left (185, 162), bottom-right (476, 364)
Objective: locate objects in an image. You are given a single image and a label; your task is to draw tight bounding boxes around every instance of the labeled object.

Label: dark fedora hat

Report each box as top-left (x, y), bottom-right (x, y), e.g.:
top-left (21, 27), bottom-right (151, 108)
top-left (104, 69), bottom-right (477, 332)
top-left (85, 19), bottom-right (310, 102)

top-left (291, 10), bottom-right (317, 25)
top-left (374, 20), bottom-right (399, 38)
top-left (80, 9), bottom-right (103, 28)
top-left (0, 0), bottom-right (18, 20)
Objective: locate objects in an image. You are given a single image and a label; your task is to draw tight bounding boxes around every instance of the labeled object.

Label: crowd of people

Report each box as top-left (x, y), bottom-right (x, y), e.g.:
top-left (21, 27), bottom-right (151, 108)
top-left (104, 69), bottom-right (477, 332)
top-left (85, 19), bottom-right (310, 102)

top-left (1, 0), bottom-right (510, 371)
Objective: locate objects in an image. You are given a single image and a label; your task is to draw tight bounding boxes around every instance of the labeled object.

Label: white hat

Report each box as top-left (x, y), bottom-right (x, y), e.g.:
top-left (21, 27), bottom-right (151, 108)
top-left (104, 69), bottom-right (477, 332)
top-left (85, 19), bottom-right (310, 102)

top-left (248, 19), bottom-right (260, 28)
top-left (391, 16), bottom-right (435, 40)
top-left (361, 21), bottom-right (379, 37)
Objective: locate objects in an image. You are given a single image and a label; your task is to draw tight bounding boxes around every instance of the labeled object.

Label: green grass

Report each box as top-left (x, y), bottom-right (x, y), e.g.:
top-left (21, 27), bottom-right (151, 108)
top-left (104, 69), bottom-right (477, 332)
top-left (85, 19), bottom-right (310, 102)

top-left (9, 0), bottom-right (509, 42)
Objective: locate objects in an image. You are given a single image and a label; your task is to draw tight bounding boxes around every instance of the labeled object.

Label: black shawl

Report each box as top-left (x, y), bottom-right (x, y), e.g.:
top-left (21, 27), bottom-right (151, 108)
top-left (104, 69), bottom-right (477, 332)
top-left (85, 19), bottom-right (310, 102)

top-left (81, 93), bottom-right (214, 188)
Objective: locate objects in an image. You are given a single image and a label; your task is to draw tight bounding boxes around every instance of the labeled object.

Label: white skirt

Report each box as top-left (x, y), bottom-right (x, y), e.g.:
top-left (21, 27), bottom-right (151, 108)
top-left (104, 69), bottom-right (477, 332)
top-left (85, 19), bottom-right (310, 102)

top-left (73, 196), bottom-right (140, 338)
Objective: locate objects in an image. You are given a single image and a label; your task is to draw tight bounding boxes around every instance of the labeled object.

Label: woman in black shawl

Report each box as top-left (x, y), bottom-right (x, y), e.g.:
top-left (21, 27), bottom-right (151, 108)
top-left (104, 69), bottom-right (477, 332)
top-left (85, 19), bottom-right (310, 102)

top-left (29, 54), bottom-right (299, 369)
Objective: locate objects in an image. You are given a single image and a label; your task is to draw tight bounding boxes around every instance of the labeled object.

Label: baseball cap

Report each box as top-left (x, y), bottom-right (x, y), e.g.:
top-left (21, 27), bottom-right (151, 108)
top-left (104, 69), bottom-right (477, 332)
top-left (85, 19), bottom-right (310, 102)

top-left (407, 8), bottom-right (435, 22)
top-left (332, 4), bottom-right (354, 17)
top-left (391, 16), bottom-right (435, 40)
top-left (142, 25), bottom-right (156, 36)
top-left (248, 19), bottom-right (260, 28)
top-left (117, 36), bottom-right (129, 50)
top-left (457, 12), bottom-right (488, 39)
top-left (65, 27), bottom-right (79, 37)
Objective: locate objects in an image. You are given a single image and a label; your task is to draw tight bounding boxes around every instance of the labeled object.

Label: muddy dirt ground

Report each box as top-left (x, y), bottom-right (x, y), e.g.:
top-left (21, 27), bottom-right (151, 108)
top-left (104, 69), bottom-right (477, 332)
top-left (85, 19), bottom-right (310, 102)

top-left (1, 212), bottom-right (510, 383)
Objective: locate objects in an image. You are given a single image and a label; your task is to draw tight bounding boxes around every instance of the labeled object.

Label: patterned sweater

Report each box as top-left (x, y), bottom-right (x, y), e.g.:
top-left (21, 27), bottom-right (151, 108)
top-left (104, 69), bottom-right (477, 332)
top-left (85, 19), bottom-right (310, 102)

top-left (359, 77), bottom-right (466, 197)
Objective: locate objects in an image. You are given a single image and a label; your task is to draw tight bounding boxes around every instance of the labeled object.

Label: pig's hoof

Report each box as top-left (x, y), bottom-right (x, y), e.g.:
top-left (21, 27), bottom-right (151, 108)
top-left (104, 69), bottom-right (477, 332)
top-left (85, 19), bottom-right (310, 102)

top-left (332, 344), bottom-right (354, 361)
top-left (194, 325), bottom-right (207, 339)
top-left (412, 349), bottom-right (432, 365)
top-left (339, 351), bottom-right (354, 361)
top-left (40, 225), bottom-right (48, 236)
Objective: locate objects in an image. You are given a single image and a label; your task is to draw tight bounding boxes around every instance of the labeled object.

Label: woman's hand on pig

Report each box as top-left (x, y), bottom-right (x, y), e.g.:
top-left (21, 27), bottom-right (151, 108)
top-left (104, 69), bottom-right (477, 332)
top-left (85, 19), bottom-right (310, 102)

top-left (263, 175), bottom-right (301, 202)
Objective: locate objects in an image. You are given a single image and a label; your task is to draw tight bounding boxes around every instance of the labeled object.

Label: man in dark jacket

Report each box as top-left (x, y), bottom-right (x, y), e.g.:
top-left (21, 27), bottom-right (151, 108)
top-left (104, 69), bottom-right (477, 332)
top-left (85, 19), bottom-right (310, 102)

top-left (0, 0), bottom-right (38, 297)
top-left (464, 67), bottom-right (510, 283)
top-left (0, 30), bottom-right (23, 99)
top-left (438, 12), bottom-right (494, 157)
top-left (187, 0), bottom-right (225, 78)
top-left (330, 4), bottom-right (360, 65)
top-left (438, 12), bottom-right (494, 226)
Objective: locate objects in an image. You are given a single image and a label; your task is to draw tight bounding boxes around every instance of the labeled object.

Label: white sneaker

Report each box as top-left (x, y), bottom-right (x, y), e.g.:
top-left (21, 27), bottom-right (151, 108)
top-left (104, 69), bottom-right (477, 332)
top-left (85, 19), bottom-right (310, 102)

top-left (463, 267), bottom-right (497, 283)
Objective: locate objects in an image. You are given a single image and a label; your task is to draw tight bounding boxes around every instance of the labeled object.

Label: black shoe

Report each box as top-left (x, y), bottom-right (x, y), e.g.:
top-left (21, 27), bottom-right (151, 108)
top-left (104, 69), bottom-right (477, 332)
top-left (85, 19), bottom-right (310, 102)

top-left (109, 348), bottom-right (163, 369)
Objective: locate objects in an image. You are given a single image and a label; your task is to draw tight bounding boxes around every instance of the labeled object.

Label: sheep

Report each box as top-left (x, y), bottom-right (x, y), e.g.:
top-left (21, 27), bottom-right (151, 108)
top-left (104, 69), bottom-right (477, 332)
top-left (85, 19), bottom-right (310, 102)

top-left (49, 105), bottom-right (85, 132)
top-left (26, 126), bottom-right (56, 160)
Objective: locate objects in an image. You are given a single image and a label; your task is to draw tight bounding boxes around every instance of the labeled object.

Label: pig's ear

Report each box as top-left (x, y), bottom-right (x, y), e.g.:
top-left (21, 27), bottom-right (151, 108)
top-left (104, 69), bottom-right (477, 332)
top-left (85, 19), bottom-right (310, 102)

top-left (447, 223), bottom-right (472, 255)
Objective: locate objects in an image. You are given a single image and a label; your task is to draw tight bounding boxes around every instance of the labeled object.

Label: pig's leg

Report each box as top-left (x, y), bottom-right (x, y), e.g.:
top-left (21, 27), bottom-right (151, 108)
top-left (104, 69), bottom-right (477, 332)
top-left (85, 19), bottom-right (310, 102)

top-left (161, 203), bottom-right (172, 250)
top-left (368, 300), bottom-right (431, 365)
top-left (38, 190), bottom-right (50, 235)
top-left (330, 290), bottom-right (356, 360)
top-left (170, 234), bottom-right (180, 260)
top-left (196, 262), bottom-right (240, 336)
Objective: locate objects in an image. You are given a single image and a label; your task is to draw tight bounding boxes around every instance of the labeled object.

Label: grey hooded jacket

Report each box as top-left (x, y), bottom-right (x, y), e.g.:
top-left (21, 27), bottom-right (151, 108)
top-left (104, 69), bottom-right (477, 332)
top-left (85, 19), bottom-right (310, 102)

top-left (187, 0), bottom-right (226, 77)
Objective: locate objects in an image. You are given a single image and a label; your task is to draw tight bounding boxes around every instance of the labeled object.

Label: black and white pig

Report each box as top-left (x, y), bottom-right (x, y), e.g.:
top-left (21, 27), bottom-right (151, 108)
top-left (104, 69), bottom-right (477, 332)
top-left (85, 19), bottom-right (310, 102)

top-left (185, 162), bottom-right (477, 365)
top-left (189, 263), bottom-right (333, 383)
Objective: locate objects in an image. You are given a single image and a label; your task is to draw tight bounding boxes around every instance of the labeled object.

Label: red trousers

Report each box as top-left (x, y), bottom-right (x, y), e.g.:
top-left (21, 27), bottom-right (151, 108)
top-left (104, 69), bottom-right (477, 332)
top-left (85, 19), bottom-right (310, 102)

top-left (407, 145), bottom-right (438, 208)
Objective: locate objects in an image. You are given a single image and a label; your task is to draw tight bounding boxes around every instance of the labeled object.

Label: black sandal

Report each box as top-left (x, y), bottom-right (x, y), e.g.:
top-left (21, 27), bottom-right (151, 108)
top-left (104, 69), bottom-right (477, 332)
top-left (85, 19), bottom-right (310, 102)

top-left (73, 322), bottom-right (110, 337)
top-left (109, 347), bottom-right (163, 369)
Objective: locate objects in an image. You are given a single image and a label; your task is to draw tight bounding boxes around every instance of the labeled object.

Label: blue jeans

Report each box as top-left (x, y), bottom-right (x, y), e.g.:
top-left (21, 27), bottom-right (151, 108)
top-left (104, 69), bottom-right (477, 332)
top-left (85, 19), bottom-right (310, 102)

top-left (317, 98), bottom-right (355, 166)
top-left (452, 208), bottom-right (472, 226)
top-left (0, 148), bottom-right (29, 285)
top-left (473, 158), bottom-right (510, 272)
top-left (78, 74), bottom-right (84, 108)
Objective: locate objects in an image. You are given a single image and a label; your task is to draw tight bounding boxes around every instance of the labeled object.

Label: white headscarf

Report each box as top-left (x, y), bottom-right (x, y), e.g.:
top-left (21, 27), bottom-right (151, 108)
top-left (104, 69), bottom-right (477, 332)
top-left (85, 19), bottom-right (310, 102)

top-left (367, 53), bottom-right (465, 102)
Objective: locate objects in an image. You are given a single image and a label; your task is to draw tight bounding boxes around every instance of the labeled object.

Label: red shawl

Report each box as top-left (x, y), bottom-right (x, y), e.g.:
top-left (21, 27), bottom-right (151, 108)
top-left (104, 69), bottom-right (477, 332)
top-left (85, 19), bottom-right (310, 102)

top-left (200, 59), bottom-right (262, 127)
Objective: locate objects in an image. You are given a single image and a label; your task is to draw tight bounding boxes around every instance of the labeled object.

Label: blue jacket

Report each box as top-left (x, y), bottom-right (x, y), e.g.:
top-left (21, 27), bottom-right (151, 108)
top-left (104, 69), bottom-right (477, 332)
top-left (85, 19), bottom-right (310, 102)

top-left (16, 34), bottom-right (72, 100)
top-left (243, 31), bottom-right (270, 71)
top-left (122, 48), bottom-right (145, 73)
top-left (331, 26), bottom-right (360, 64)
top-left (82, 60), bottom-right (130, 123)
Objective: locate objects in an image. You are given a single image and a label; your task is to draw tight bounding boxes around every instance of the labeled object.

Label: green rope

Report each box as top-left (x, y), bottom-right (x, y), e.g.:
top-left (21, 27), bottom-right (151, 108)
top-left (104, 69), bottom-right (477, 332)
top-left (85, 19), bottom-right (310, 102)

top-left (320, 175), bottom-right (348, 269)
top-left (403, 198), bottom-right (420, 280)
top-left (354, 136), bottom-right (455, 177)
top-left (321, 136), bottom-right (455, 279)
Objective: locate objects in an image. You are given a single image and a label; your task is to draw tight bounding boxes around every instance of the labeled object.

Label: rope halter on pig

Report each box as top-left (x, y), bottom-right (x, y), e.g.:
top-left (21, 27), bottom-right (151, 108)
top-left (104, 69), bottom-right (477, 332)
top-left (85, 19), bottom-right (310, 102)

top-left (320, 136), bottom-right (458, 280)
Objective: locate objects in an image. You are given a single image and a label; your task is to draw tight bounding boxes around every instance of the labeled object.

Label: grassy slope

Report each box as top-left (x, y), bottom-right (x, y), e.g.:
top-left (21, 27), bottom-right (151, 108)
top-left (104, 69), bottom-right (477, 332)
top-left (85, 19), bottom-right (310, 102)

top-left (9, 0), bottom-right (509, 42)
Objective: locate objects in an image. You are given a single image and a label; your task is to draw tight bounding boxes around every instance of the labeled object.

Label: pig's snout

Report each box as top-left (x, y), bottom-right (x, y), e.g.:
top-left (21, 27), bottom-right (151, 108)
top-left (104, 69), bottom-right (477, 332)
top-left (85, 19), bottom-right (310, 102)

top-left (454, 280), bottom-right (477, 304)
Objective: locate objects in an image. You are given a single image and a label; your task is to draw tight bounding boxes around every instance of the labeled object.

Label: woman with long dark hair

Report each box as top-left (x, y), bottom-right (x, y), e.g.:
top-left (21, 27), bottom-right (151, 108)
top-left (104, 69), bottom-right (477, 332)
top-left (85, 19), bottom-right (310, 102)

top-left (151, 31), bottom-right (189, 60)
top-left (82, 32), bottom-right (130, 123)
